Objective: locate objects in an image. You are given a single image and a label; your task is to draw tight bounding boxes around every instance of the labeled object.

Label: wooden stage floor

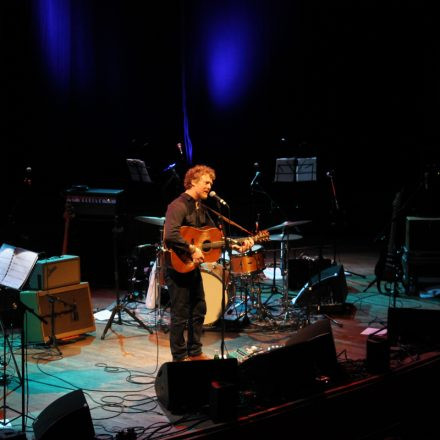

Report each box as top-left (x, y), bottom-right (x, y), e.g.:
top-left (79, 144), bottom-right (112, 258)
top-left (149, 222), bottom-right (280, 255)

top-left (2, 240), bottom-right (440, 439)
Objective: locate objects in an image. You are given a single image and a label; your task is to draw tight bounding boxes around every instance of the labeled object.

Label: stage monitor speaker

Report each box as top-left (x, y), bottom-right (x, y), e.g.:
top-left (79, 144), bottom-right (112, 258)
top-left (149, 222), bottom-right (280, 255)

top-left (239, 340), bottom-right (315, 401)
top-left (239, 318), bottom-right (339, 401)
top-left (285, 317), bottom-right (339, 376)
top-left (292, 264), bottom-right (348, 308)
top-left (387, 307), bottom-right (440, 346)
top-left (20, 282), bottom-right (96, 344)
top-left (288, 257), bottom-right (332, 290)
top-left (33, 389), bottom-right (95, 440)
top-left (155, 358), bottom-right (238, 413)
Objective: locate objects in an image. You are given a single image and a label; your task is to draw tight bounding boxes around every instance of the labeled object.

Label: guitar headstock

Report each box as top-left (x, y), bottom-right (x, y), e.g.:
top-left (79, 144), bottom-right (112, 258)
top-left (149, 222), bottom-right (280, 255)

top-left (253, 230), bottom-right (270, 243)
top-left (63, 201), bottom-right (75, 220)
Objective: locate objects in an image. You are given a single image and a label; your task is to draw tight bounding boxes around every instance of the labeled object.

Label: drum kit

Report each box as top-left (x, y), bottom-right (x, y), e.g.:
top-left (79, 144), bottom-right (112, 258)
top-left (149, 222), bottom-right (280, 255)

top-left (134, 215), bottom-right (311, 328)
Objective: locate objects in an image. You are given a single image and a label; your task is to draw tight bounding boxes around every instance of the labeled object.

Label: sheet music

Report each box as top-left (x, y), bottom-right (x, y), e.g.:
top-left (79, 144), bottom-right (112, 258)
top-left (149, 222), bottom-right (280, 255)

top-left (0, 243), bottom-right (39, 290)
top-left (274, 157), bottom-right (317, 182)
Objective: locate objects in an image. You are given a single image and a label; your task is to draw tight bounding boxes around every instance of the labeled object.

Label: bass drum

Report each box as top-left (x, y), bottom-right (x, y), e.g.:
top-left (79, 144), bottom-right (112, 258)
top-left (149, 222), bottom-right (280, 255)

top-left (201, 263), bottom-right (230, 326)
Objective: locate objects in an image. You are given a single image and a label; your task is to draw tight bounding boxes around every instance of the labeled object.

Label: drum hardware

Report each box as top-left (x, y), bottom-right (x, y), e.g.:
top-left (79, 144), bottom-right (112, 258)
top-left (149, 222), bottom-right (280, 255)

top-left (124, 254), bottom-right (149, 304)
top-left (229, 272), bottom-right (277, 325)
top-left (228, 275), bottom-right (253, 326)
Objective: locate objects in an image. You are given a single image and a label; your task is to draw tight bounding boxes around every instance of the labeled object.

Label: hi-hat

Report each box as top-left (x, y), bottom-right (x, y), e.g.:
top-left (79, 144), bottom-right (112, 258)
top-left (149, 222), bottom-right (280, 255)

top-left (269, 233), bottom-right (303, 241)
top-left (135, 216), bottom-right (165, 226)
top-left (266, 220), bottom-right (311, 232)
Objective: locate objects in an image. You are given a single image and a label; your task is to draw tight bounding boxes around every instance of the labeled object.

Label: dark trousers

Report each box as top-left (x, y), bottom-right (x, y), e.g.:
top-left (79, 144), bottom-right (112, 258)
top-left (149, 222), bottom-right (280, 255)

top-left (166, 268), bottom-right (206, 361)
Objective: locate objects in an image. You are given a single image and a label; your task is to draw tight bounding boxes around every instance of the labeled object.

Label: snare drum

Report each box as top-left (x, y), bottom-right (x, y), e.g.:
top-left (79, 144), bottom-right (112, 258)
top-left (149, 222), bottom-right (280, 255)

top-left (230, 244), bottom-right (265, 275)
top-left (201, 263), bottom-right (230, 326)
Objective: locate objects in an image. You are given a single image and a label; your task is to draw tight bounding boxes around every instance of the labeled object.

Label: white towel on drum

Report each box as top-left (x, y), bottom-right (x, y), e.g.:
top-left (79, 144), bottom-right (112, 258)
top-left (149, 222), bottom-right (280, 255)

top-left (146, 261), bottom-right (159, 309)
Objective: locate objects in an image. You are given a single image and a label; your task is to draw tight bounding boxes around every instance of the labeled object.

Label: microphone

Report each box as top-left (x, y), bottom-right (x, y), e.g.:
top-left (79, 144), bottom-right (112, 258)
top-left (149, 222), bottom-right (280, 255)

top-left (209, 191), bottom-right (229, 207)
top-left (177, 143), bottom-right (183, 156)
top-left (250, 171), bottom-right (260, 187)
top-left (24, 166), bottom-right (32, 186)
top-left (163, 162), bottom-right (176, 172)
top-left (326, 170), bottom-right (334, 178)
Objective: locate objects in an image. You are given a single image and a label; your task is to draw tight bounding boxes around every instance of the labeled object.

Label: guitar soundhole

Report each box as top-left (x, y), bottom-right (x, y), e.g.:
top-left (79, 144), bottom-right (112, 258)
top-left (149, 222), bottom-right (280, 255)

top-left (202, 240), bottom-right (212, 252)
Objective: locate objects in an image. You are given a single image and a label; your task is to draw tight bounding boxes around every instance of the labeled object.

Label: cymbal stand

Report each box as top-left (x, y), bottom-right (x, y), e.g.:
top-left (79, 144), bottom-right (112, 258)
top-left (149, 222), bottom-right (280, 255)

top-left (252, 273), bottom-right (278, 324)
top-left (280, 232), bottom-right (292, 319)
top-left (262, 246), bottom-right (283, 308)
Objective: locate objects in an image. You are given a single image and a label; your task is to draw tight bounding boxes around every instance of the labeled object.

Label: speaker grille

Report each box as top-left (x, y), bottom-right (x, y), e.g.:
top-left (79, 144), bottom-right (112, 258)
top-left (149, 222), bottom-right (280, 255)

top-left (20, 282), bottom-right (96, 343)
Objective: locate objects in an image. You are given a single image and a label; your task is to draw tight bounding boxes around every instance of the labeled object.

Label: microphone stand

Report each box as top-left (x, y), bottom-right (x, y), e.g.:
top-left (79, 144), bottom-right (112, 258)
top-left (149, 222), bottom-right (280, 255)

top-left (252, 182), bottom-right (289, 300)
top-left (215, 201), bottom-right (230, 360)
top-left (1, 288), bottom-right (47, 432)
top-left (327, 171), bottom-right (365, 278)
top-left (46, 295), bottom-right (77, 355)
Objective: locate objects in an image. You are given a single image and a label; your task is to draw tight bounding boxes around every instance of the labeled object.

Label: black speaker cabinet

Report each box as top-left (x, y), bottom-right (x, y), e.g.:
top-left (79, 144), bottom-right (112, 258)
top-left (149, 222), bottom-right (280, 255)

top-left (387, 307), bottom-right (440, 346)
top-left (285, 317), bottom-right (339, 376)
top-left (239, 339), bottom-right (315, 401)
top-left (288, 257), bottom-right (332, 290)
top-left (155, 358), bottom-right (238, 413)
top-left (33, 389), bottom-right (95, 440)
top-left (20, 282), bottom-right (96, 343)
top-left (239, 318), bottom-right (339, 401)
top-left (405, 216), bottom-right (440, 252)
top-left (292, 264), bottom-right (348, 308)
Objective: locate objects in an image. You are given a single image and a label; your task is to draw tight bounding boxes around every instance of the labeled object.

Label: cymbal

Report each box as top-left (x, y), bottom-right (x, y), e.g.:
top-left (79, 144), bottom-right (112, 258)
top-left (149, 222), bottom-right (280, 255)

top-left (266, 220), bottom-right (311, 232)
top-left (135, 216), bottom-right (165, 226)
top-left (269, 233), bottom-right (303, 241)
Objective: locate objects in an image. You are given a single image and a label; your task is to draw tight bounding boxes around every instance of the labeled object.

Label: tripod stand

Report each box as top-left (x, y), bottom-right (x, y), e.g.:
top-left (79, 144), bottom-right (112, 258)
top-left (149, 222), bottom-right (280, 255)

top-left (1, 287), bottom-right (47, 432)
top-left (101, 216), bottom-right (152, 339)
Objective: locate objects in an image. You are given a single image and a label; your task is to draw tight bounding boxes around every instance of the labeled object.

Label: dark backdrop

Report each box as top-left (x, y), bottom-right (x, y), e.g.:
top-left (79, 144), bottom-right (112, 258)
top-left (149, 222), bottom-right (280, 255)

top-left (3, 1), bottom-right (439, 286)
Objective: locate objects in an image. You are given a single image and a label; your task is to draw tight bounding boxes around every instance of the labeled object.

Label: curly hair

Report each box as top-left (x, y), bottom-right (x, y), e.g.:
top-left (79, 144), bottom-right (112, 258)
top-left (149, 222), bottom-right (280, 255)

top-left (183, 165), bottom-right (216, 190)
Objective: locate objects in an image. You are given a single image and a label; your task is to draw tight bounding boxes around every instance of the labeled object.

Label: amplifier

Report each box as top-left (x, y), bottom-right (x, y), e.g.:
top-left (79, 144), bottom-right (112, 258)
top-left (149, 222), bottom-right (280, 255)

top-left (65, 188), bottom-right (124, 217)
top-left (405, 216), bottom-right (440, 252)
top-left (27, 255), bottom-right (81, 291)
top-left (20, 282), bottom-right (95, 344)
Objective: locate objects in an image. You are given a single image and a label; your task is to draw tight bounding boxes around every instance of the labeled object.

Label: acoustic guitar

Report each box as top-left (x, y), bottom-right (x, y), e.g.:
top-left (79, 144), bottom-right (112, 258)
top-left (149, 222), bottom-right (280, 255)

top-left (168, 226), bottom-right (269, 273)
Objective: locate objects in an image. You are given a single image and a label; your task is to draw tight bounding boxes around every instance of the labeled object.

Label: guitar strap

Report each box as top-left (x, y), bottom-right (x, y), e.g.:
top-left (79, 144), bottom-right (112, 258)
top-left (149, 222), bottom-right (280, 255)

top-left (202, 203), bottom-right (252, 235)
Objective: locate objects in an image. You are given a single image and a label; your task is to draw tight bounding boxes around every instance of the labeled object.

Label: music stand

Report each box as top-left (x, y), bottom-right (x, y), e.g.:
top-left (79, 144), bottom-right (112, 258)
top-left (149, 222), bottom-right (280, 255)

top-left (126, 158), bottom-right (152, 183)
top-left (0, 243), bottom-right (45, 432)
top-left (274, 157), bottom-right (317, 183)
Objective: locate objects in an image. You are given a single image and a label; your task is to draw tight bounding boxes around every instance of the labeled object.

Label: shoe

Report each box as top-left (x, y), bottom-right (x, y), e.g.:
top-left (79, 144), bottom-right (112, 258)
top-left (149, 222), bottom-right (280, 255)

top-left (189, 353), bottom-right (211, 361)
top-left (174, 356), bottom-right (190, 362)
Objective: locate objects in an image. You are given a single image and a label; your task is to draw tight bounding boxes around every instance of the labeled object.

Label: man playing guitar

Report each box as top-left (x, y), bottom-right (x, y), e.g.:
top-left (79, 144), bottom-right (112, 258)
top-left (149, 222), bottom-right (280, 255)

top-left (163, 164), bottom-right (253, 362)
